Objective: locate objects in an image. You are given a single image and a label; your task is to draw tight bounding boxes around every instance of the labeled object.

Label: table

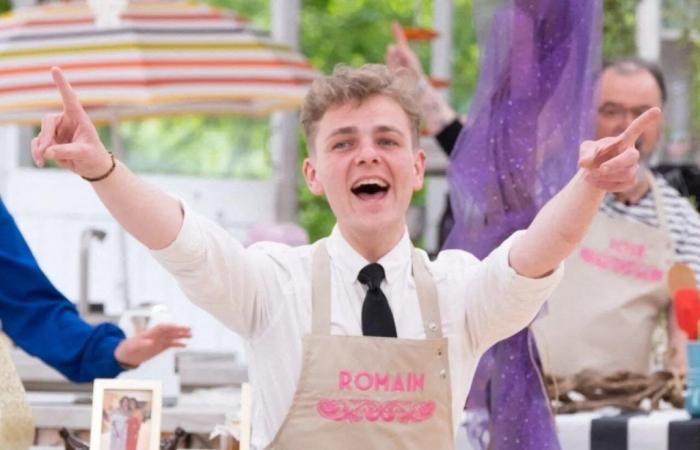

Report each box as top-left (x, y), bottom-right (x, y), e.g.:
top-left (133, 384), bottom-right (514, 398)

top-left (28, 387), bottom-right (239, 434)
top-left (556, 409), bottom-right (700, 450)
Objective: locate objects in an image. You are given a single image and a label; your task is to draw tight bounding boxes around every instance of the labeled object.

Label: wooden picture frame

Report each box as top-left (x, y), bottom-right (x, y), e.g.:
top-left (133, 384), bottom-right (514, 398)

top-left (89, 379), bottom-right (162, 450)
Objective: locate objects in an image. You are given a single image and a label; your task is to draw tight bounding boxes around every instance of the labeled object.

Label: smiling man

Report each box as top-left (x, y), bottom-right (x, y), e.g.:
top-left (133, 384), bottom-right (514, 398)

top-left (34, 64), bottom-right (657, 449)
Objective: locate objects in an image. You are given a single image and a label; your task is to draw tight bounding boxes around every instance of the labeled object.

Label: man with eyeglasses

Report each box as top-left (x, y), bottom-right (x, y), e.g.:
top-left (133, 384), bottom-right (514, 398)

top-left (531, 58), bottom-right (700, 376)
top-left (388, 34), bottom-right (700, 375)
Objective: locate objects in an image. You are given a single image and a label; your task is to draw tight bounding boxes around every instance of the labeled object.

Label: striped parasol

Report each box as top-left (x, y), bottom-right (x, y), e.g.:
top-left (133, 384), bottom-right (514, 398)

top-left (0, 0), bottom-right (319, 123)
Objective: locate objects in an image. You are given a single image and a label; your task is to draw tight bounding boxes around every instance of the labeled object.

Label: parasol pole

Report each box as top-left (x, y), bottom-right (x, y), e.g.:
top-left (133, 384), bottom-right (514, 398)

top-left (110, 114), bottom-right (132, 310)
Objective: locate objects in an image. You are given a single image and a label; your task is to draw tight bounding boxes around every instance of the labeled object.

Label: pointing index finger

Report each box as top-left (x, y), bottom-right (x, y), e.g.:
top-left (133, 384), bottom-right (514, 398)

top-left (50, 66), bottom-right (84, 114)
top-left (619, 107), bottom-right (662, 147)
top-left (392, 21), bottom-right (409, 48)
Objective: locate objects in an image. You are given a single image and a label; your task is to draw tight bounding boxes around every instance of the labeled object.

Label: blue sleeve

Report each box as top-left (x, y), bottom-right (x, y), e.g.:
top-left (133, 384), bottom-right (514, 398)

top-left (0, 199), bottom-right (126, 383)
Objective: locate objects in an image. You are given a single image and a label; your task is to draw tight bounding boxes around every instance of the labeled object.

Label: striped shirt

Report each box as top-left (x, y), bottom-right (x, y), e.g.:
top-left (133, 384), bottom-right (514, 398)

top-left (599, 174), bottom-right (700, 284)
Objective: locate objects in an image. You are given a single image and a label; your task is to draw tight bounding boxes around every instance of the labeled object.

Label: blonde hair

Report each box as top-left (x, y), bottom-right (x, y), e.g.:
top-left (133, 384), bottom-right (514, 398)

top-left (301, 64), bottom-right (422, 154)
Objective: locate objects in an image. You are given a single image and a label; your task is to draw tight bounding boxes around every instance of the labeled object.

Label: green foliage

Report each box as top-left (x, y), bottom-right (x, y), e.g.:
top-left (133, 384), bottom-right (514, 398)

top-left (0, 0), bottom-right (9, 14)
top-left (450, 0), bottom-right (479, 114)
top-left (115, 116), bottom-right (270, 178)
top-left (602, 0), bottom-right (637, 59)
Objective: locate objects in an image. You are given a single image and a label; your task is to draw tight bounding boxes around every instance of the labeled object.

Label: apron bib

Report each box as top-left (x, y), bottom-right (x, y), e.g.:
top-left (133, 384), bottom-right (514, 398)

top-left (265, 243), bottom-right (455, 450)
top-left (533, 174), bottom-right (675, 375)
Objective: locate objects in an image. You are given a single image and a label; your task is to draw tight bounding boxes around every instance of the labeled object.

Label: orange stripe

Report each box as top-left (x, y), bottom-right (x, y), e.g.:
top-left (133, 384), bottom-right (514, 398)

top-left (0, 13), bottom-right (241, 30)
top-left (0, 77), bottom-right (315, 94)
top-left (0, 59), bottom-right (313, 76)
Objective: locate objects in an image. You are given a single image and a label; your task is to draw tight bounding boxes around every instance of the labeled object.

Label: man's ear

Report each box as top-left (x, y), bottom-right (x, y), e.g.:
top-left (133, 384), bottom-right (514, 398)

top-left (303, 157), bottom-right (324, 195)
top-left (412, 148), bottom-right (427, 191)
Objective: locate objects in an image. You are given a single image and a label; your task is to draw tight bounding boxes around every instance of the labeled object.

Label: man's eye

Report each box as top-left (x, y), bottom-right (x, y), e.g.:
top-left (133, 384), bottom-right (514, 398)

top-left (599, 106), bottom-right (621, 116)
top-left (632, 106), bottom-right (652, 118)
top-left (378, 138), bottom-right (398, 146)
top-left (332, 140), bottom-right (352, 150)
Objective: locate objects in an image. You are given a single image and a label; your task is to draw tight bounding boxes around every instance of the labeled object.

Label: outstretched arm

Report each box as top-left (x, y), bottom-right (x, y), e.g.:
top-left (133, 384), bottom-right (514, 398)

top-left (509, 108), bottom-right (662, 278)
top-left (32, 68), bottom-right (182, 250)
top-left (33, 67), bottom-right (272, 338)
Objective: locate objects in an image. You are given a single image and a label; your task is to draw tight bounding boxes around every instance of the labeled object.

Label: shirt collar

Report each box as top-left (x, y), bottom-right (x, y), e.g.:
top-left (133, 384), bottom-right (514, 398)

top-left (326, 224), bottom-right (412, 286)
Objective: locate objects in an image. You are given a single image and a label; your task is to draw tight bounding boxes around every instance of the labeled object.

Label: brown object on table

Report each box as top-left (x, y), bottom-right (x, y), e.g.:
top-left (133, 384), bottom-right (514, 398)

top-left (59, 426), bottom-right (187, 450)
top-left (668, 262), bottom-right (697, 294)
top-left (544, 370), bottom-right (686, 414)
top-left (59, 428), bottom-right (89, 450)
top-left (160, 426), bottom-right (186, 450)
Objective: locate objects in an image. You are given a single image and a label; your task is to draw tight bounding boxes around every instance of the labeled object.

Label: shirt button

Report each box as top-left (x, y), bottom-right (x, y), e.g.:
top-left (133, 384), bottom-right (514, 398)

top-left (437, 348), bottom-right (443, 357)
top-left (428, 322), bottom-right (438, 332)
top-left (439, 369), bottom-right (447, 379)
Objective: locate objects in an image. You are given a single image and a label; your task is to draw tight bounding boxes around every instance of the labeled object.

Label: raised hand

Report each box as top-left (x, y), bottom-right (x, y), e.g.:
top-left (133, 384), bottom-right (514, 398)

top-left (31, 67), bottom-right (113, 179)
top-left (114, 323), bottom-right (192, 368)
top-left (578, 107), bottom-right (662, 192)
top-left (385, 21), bottom-right (424, 78)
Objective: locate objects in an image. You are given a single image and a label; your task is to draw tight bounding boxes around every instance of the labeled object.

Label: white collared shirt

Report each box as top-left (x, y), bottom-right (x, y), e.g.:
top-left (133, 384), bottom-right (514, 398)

top-left (153, 206), bottom-right (563, 448)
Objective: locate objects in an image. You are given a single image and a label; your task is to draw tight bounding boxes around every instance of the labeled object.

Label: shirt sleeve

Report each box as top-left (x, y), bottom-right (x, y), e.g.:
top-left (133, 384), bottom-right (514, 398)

top-left (435, 119), bottom-right (464, 156)
top-left (150, 203), bottom-right (276, 338)
top-left (0, 199), bottom-right (125, 383)
top-left (459, 230), bottom-right (565, 355)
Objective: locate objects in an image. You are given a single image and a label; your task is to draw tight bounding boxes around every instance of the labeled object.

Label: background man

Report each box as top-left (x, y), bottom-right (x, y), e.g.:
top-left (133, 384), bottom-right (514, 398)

top-left (387, 28), bottom-right (700, 373)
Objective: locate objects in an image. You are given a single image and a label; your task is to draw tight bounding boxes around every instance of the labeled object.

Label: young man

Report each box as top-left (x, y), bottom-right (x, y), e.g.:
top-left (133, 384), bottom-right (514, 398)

top-left (34, 64), bottom-right (655, 449)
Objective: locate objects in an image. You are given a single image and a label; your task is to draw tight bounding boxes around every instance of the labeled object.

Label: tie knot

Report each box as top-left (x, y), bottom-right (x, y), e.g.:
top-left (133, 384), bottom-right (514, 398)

top-left (358, 263), bottom-right (385, 290)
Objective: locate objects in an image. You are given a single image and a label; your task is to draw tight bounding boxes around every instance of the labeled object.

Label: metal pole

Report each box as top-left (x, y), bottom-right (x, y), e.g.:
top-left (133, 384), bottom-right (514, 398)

top-left (636, 0), bottom-right (661, 61)
top-left (431, 0), bottom-right (454, 94)
top-left (110, 117), bottom-right (131, 308)
top-left (270, 0), bottom-right (300, 223)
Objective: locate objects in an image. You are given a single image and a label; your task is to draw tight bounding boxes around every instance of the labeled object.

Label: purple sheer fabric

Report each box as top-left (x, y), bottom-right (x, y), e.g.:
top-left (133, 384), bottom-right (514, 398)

top-left (443, 0), bottom-right (602, 448)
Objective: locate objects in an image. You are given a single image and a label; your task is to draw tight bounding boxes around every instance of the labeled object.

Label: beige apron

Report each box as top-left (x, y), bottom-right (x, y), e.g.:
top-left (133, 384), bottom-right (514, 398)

top-left (0, 333), bottom-right (34, 450)
top-left (532, 174), bottom-right (675, 376)
top-left (265, 243), bottom-right (454, 450)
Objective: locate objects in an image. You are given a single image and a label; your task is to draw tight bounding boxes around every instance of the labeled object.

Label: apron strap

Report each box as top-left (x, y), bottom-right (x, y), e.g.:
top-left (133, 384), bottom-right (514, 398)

top-left (310, 242), bottom-right (443, 338)
top-left (647, 171), bottom-right (676, 254)
top-left (412, 249), bottom-right (444, 339)
top-left (311, 242), bottom-right (332, 335)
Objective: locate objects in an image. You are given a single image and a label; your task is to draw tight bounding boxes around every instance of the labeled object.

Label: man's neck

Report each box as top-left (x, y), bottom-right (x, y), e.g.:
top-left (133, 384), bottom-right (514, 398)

top-left (613, 169), bottom-right (652, 205)
top-left (338, 222), bottom-right (405, 262)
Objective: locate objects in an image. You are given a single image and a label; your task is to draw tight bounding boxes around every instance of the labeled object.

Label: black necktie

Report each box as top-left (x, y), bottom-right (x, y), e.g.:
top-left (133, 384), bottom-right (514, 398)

top-left (358, 263), bottom-right (397, 337)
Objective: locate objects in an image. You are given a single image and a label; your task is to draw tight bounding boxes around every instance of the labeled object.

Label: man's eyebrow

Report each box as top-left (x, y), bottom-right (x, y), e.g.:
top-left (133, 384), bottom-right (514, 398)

top-left (375, 125), bottom-right (405, 135)
top-left (326, 126), bottom-right (358, 141)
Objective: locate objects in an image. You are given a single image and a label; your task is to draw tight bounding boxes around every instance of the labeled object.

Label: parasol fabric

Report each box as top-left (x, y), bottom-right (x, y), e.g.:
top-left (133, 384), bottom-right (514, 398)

top-left (0, 0), bottom-right (318, 123)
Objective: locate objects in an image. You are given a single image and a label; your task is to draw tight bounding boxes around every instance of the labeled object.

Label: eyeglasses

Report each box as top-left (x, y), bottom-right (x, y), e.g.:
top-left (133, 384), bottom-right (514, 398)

top-left (598, 103), bottom-right (656, 121)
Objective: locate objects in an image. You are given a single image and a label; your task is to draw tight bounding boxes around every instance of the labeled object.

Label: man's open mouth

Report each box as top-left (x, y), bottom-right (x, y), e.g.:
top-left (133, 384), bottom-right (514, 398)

top-left (351, 178), bottom-right (390, 200)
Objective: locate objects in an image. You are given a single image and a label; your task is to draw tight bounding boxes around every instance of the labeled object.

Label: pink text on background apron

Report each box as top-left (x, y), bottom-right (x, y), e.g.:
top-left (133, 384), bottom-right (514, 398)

top-left (580, 238), bottom-right (663, 282)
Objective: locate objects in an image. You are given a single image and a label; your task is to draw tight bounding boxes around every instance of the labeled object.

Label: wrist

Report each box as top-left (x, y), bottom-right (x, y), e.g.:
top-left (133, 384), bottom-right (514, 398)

top-left (82, 152), bottom-right (116, 182)
top-left (117, 359), bottom-right (139, 370)
top-left (114, 340), bottom-right (140, 370)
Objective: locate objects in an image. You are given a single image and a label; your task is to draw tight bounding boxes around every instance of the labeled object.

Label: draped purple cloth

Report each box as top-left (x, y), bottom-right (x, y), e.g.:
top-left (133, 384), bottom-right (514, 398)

top-left (443, 0), bottom-right (602, 448)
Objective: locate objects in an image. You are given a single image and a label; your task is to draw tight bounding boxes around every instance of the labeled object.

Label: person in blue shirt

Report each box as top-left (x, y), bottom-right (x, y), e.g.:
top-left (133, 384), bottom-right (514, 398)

top-left (0, 197), bottom-right (191, 383)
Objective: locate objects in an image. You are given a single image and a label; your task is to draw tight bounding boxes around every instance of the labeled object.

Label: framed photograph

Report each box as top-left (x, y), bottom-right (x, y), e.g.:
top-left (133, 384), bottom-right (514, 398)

top-left (89, 379), bottom-right (162, 450)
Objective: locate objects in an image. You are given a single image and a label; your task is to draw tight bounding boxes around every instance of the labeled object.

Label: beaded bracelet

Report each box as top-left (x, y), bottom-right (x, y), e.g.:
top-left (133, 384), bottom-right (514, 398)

top-left (81, 152), bottom-right (116, 182)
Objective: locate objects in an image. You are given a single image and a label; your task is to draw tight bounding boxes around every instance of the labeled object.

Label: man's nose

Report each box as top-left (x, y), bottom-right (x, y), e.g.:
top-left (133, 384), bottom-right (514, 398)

top-left (355, 140), bottom-right (380, 164)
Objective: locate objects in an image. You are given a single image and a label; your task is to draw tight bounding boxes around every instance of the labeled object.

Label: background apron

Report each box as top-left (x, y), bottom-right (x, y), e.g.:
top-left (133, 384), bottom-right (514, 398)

top-left (265, 243), bottom-right (454, 450)
top-left (0, 333), bottom-right (34, 450)
top-left (532, 175), bottom-right (675, 375)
